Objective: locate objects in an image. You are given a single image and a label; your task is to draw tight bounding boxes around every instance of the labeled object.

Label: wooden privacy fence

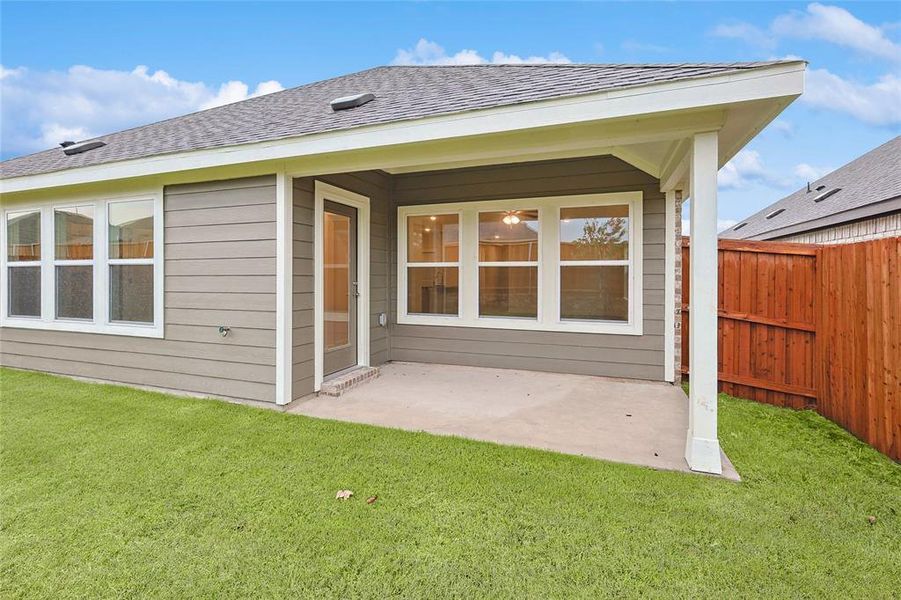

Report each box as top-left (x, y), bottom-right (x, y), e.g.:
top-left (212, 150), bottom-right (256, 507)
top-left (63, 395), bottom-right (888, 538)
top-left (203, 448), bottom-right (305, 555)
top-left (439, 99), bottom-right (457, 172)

top-left (682, 236), bottom-right (900, 461)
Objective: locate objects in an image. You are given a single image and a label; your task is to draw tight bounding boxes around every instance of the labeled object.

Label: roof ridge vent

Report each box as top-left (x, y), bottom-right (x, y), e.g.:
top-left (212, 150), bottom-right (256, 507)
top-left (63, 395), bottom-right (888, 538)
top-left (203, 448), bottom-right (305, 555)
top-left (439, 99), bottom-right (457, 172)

top-left (330, 92), bottom-right (375, 111)
top-left (62, 140), bottom-right (106, 156)
top-left (59, 141), bottom-right (76, 148)
top-left (813, 188), bottom-right (841, 202)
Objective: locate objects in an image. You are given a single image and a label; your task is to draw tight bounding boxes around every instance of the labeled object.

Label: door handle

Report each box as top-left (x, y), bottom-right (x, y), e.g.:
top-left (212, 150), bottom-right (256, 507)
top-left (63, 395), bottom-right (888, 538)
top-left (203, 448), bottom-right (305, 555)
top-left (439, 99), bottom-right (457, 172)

top-left (351, 281), bottom-right (360, 298)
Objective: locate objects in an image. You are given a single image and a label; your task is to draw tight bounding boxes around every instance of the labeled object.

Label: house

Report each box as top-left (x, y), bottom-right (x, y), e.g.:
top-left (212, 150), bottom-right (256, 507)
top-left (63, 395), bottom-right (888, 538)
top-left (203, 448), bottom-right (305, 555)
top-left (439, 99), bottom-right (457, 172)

top-left (721, 135), bottom-right (901, 243)
top-left (0, 62), bottom-right (805, 474)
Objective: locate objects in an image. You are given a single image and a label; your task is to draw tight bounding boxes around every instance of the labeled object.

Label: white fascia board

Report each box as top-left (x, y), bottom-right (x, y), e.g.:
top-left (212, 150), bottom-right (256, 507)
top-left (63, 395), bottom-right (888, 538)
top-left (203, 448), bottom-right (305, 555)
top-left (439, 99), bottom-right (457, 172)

top-left (1, 62), bottom-right (805, 195)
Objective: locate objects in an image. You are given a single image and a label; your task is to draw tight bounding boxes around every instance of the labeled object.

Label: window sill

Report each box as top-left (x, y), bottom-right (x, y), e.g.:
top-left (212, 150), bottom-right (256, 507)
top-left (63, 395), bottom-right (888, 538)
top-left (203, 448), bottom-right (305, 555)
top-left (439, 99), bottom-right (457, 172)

top-left (0, 317), bottom-right (164, 338)
top-left (396, 313), bottom-right (642, 336)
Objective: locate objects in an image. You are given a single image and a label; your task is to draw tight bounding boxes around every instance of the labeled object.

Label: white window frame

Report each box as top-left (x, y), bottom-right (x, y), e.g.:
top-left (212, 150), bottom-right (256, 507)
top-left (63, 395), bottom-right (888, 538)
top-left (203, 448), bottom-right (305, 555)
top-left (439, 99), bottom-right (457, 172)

top-left (397, 191), bottom-right (643, 335)
top-left (401, 209), bottom-right (463, 321)
top-left (3, 207), bottom-right (43, 320)
top-left (1, 191), bottom-right (164, 338)
top-left (52, 203), bottom-right (96, 322)
top-left (476, 207), bottom-right (542, 322)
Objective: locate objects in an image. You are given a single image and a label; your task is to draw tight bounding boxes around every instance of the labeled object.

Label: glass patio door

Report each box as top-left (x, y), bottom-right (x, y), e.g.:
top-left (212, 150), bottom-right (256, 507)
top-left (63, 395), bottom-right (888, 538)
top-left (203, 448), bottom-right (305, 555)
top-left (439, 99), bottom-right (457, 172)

top-left (323, 200), bottom-right (358, 376)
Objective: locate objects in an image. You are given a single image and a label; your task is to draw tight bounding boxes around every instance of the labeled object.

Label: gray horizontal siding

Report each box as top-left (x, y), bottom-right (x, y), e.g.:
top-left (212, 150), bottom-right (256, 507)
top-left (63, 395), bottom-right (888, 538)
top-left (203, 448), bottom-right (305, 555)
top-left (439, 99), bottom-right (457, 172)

top-left (291, 170), bottom-right (392, 400)
top-left (0, 175), bottom-right (278, 403)
top-left (389, 155), bottom-right (667, 381)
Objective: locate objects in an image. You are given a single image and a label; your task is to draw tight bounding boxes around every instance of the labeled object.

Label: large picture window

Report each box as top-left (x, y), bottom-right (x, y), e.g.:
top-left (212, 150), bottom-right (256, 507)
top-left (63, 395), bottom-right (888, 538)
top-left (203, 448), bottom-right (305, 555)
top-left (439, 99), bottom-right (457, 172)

top-left (398, 192), bottom-right (642, 335)
top-left (1, 194), bottom-right (163, 337)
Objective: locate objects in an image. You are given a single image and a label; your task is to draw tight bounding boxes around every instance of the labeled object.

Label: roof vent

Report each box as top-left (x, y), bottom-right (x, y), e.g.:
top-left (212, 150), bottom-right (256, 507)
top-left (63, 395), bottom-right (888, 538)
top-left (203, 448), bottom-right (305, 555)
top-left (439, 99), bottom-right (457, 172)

top-left (765, 208), bottom-right (785, 219)
top-left (815, 184), bottom-right (826, 191)
top-left (814, 188), bottom-right (841, 202)
top-left (733, 222), bottom-right (747, 231)
top-left (330, 92), bottom-right (375, 111)
top-left (59, 141), bottom-right (76, 148)
top-left (62, 140), bottom-right (106, 156)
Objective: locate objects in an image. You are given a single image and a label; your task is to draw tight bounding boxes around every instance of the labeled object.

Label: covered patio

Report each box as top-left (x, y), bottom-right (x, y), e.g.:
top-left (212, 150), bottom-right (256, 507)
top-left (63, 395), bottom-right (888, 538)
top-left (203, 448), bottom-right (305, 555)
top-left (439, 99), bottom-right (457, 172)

top-left (290, 362), bottom-right (740, 478)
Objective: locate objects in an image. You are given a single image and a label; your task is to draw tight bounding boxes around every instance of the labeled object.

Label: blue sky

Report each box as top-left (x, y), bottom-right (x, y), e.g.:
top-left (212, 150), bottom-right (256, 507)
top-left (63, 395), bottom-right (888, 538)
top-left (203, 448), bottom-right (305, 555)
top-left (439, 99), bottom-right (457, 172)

top-left (2, 1), bottom-right (899, 229)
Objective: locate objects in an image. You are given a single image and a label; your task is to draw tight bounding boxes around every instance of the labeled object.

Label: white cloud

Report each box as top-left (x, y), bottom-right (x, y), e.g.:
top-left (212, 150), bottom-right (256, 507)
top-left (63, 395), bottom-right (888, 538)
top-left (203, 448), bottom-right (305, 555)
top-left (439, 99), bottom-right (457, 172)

top-left (392, 38), bottom-right (571, 66)
top-left (793, 162), bottom-right (833, 182)
top-left (0, 65), bottom-right (25, 80)
top-left (1, 64), bottom-right (283, 157)
top-left (802, 68), bottom-right (901, 125)
top-left (711, 22), bottom-right (775, 50)
top-left (200, 79), bottom-right (283, 110)
top-left (772, 3), bottom-right (901, 61)
top-left (713, 3), bottom-right (901, 60)
top-left (718, 150), bottom-right (792, 190)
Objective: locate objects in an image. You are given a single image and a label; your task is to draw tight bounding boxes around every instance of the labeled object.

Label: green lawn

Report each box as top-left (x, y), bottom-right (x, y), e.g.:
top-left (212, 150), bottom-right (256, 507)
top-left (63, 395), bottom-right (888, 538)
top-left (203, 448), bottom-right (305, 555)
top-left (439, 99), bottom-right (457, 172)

top-left (1, 368), bottom-right (899, 598)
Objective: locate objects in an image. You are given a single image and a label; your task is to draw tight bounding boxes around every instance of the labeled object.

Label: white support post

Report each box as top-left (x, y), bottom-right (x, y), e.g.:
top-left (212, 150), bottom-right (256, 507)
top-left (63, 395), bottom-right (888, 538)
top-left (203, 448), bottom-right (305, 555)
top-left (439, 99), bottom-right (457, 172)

top-left (685, 131), bottom-right (722, 474)
top-left (664, 189), bottom-right (676, 383)
top-left (275, 171), bottom-right (293, 405)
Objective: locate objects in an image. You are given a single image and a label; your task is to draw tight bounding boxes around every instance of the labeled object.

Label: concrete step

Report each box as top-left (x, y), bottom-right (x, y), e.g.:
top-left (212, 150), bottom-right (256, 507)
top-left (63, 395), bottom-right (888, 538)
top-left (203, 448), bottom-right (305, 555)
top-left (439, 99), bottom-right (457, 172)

top-left (319, 366), bottom-right (380, 397)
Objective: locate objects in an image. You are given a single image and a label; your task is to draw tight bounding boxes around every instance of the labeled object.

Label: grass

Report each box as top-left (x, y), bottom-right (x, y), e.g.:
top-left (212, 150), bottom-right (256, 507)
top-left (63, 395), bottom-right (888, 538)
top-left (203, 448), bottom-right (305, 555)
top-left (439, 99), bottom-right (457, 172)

top-left (1, 368), bottom-right (899, 598)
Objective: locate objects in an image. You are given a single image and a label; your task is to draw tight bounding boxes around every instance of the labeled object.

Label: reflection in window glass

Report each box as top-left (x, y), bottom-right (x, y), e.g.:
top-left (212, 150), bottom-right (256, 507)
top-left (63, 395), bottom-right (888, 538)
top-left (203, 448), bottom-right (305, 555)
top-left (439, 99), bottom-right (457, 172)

top-left (55, 206), bottom-right (94, 260)
top-left (407, 267), bottom-right (458, 315)
top-left (407, 215), bottom-right (458, 262)
top-left (7, 210), bottom-right (41, 262)
top-left (8, 266), bottom-right (41, 317)
top-left (109, 200), bottom-right (154, 259)
top-left (560, 205), bottom-right (629, 260)
top-left (479, 210), bottom-right (539, 261)
top-left (324, 212), bottom-right (350, 350)
top-left (561, 265), bottom-right (628, 321)
top-left (56, 266), bottom-right (93, 320)
top-left (110, 264), bottom-right (153, 323)
top-left (479, 266), bottom-right (538, 318)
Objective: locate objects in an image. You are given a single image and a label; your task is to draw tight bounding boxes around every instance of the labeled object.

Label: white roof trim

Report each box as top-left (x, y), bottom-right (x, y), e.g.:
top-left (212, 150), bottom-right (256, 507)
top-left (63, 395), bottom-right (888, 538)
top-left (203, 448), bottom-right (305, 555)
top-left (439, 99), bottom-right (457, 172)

top-left (1, 62), bottom-right (804, 195)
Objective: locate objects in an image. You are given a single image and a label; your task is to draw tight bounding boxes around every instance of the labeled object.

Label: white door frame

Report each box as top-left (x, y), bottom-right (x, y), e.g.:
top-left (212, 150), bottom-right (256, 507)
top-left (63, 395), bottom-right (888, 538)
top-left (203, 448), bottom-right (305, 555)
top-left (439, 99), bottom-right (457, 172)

top-left (313, 180), bottom-right (370, 391)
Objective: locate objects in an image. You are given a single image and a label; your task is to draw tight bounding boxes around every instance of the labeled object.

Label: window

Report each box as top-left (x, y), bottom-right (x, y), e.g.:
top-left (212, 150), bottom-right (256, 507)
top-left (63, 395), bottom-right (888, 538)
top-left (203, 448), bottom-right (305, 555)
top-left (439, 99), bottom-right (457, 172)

top-left (559, 205), bottom-right (629, 322)
top-left (398, 192), bottom-right (642, 335)
top-left (108, 200), bottom-right (154, 323)
top-left (405, 213), bottom-right (459, 315)
top-left (1, 194), bottom-right (163, 337)
top-left (6, 209), bottom-right (41, 317)
top-left (478, 210), bottom-right (539, 318)
top-left (55, 206), bottom-right (94, 320)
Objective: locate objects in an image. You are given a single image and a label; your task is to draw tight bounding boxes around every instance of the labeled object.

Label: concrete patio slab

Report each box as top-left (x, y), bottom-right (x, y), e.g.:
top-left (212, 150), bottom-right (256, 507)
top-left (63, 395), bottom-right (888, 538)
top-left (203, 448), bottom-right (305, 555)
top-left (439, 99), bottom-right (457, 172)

top-left (289, 362), bottom-right (739, 479)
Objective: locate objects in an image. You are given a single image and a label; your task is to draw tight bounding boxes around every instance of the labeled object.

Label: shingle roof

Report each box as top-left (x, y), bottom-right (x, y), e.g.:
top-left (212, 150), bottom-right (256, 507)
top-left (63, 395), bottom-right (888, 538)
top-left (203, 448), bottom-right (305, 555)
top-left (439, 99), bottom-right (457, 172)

top-left (721, 136), bottom-right (901, 240)
top-left (1, 62), bottom-right (790, 180)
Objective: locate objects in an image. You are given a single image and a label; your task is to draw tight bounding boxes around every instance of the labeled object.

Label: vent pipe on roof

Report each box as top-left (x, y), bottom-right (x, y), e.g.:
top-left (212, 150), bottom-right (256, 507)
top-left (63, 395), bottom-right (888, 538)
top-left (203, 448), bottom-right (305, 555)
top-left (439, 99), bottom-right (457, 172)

top-left (330, 92), bottom-right (375, 111)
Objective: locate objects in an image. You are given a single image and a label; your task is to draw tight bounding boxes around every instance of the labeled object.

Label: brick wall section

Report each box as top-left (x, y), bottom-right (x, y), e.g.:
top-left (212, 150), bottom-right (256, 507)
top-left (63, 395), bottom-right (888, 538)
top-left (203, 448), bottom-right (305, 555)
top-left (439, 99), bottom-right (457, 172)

top-left (673, 191), bottom-right (683, 384)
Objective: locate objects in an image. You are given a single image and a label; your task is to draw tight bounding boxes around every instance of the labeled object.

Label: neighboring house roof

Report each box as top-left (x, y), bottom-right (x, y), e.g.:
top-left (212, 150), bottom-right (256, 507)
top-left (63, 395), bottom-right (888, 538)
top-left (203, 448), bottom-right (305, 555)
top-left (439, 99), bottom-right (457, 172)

top-left (1, 62), bottom-right (789, 180)
top-left (722, 136), bottom-right (901, 241)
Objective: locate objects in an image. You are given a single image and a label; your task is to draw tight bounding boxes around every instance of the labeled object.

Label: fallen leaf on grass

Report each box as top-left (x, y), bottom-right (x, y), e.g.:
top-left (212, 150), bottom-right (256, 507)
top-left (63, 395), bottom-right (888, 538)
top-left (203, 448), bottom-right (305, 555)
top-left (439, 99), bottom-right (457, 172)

top-left (367, 496), bottom-right (378, 505)
top-left (336, 490), bottom-right (353, 500)
top-left (867, 515), bottom-right (876, 525)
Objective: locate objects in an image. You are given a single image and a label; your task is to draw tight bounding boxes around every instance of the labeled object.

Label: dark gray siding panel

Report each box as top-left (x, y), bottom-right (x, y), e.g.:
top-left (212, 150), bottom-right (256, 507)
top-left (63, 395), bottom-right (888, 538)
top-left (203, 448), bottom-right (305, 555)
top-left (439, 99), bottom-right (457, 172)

top-left (291, 170), bottom-right (392, 400)
top-left (389, 156), bottom-right (667, 381)
top-left (0, 175), bottom-right (278, 403)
